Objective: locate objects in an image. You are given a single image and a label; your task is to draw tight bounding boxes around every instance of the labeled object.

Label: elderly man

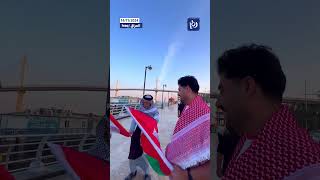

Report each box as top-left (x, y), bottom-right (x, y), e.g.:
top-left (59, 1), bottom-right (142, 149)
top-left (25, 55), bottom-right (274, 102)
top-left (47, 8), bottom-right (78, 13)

top-left (125, 95), bottom-right (159, 180)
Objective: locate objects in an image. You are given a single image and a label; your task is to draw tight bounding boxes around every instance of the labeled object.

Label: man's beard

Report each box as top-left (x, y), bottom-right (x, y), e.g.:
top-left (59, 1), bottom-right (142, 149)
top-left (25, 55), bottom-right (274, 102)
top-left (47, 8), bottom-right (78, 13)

top-left (226, 114), bottom-right (245, 136)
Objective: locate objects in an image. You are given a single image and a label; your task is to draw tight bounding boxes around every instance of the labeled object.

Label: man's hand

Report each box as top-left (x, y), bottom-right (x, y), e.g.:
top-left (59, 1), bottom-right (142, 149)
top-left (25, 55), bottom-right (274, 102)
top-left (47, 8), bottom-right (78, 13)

top-left (169, 165), bottom-right (188, 180)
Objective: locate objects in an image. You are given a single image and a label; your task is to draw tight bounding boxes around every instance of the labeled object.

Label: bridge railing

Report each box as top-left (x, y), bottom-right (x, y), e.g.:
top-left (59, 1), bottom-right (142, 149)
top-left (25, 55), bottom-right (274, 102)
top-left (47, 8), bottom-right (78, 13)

top-left (0, 128), bottom-right (92, 136)
top-left (110, 103), bottom-right (140, 118)
top-left (110, 103), bottom-right (164, 119)
top-left (0, 133), bottom-right (96, 173)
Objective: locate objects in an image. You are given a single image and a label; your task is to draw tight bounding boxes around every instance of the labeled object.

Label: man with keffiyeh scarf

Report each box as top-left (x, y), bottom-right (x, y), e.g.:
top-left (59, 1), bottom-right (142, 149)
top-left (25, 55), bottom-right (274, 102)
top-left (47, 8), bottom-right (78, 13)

top-left (217, 44), bottom-right (320, 180)
top-left (125, 94), bottom-right (159, 180)
top-left (166, 76), bottom-right (211, 180)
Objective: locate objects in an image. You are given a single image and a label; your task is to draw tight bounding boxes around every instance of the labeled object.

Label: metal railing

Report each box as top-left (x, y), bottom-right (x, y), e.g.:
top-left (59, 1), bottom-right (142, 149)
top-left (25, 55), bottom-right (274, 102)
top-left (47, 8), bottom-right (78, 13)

top-left (110, 103), bottom-right (163, 119)
top-left (0, 133), bottom-right (96, 173)
top-left (110, 103), bottom-right (140, 118)
top-left (0, 128), bottom-right (92, 136)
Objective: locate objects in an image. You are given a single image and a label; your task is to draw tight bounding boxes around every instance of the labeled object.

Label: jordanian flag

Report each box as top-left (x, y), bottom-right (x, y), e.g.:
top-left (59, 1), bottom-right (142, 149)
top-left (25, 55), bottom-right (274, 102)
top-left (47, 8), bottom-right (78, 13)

top-left (126, 107), bottom-right (173, 176)
top-left (110, 114), bottom-right (131, 137)
top-left (48, 143), bottom-right (109, 180)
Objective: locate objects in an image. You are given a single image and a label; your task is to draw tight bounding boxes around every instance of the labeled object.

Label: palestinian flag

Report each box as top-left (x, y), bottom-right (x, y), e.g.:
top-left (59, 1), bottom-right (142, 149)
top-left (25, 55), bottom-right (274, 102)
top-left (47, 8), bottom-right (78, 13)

top-left (48, 143), bottom-right (109, 180)
top-left (0, 165), bottom-right (15, 180)
top-left (110, 114), bottom-right (131, 137)
top-left (126, 107), bottom-right (173, 176)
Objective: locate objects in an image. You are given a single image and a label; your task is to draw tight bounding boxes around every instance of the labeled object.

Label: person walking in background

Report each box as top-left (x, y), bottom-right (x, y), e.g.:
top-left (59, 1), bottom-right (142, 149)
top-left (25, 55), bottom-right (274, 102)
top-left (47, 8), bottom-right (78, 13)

top-left (177, 99), bottom-right (185, 117)
top-left (125, 95), bottom-right (159, 180)
top-left (215, 100), bottom-right (240, 178)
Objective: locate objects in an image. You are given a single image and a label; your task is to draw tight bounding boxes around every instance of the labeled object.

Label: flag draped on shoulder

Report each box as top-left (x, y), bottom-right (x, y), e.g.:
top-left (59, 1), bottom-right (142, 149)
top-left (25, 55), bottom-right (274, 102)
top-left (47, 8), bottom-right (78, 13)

top-left (126, 107), bottom-right (173, 176)
top-left (48, 143), bottom-right (109, 180)
top-left (110, 114), bottom-right (131, 137)
top-left (165, 95), bottom-right (210, 169)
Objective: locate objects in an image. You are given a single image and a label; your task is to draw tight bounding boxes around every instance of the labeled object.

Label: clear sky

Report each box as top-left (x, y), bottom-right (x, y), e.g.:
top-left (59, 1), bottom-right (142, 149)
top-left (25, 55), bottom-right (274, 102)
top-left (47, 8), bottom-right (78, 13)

top-left (110, 0), bottom-right (210, 99)
top-left (0, 0), bottom-right (107, 114)
top-left (212, 0), bottom-right (320, 98)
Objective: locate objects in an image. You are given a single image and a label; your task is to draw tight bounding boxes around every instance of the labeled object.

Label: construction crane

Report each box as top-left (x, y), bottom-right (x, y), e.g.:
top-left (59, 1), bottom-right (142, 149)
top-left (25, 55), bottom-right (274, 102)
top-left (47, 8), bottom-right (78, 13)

top-left (16, 55), bottom-right (27, 112)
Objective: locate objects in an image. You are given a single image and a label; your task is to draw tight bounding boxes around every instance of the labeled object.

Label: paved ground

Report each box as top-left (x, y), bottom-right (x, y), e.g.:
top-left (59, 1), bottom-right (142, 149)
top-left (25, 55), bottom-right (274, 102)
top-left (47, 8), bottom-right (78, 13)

top-left (110, 105), bottom-right (178, 180)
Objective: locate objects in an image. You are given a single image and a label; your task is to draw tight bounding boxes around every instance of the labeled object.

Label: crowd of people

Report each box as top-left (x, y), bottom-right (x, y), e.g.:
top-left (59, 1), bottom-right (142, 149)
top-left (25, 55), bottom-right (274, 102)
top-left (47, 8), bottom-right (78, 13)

top-left (123, 76), bottom-right (211, 180)
top-left (119, 43), bottom-right (320, 180)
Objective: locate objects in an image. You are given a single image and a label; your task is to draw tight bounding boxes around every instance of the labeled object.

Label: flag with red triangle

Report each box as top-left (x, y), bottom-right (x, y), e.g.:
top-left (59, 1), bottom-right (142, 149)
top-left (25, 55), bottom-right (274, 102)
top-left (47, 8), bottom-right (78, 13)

top-left (110, 114), bottom-right (131, 137)
top-left (126, 107), bottom-right (173, 176)
top-left (0, 165), bottom-right (15, 180)
top-left (48, 143), bottom-right (109, 180)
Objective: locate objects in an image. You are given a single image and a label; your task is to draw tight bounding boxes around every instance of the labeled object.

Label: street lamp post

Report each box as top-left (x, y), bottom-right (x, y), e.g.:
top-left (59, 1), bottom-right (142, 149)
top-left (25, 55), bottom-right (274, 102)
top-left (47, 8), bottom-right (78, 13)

top-left (143, 65), bottom-right (152, 95)
top-left (162, 84), bottom-right (167, 109)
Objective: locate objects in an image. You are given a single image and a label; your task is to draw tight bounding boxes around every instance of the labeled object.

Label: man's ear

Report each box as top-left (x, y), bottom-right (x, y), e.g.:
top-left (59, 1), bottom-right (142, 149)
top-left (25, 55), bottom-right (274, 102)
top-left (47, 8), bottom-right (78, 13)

top-left (242, 76), bottom-right (257, 97)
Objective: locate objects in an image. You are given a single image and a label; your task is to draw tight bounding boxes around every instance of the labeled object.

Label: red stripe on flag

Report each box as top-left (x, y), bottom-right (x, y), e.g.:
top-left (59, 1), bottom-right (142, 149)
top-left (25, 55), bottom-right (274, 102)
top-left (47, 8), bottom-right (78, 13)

top-left (0, 165), bottom-right (15, 180)
top-left (127, 107), bottom-right (173, 175)
top-left (48, 143), bottom-right (109, 180)
top-left (110, 114), bottom-right (131, 137)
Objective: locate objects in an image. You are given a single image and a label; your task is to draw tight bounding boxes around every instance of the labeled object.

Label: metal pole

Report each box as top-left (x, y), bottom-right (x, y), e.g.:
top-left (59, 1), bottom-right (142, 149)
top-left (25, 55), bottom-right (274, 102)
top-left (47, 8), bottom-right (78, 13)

top-left (143, 67), bottom-right (147, 95)
top-left (162, 85), bottom-right (164, 109)
top-left (305, 80), bottom-right (307, 112)
top-left (305, 80), bottom-right (308, 130)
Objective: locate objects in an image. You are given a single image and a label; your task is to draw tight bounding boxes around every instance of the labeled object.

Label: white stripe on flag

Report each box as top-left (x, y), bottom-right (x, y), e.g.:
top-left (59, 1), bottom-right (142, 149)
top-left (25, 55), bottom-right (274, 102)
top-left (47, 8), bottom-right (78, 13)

top-left (125, 107), bottom-right (174, 171)
top-left (47, 142), bottom-right (80, 180)
top-left (110, 121), bottom-right (120, 133)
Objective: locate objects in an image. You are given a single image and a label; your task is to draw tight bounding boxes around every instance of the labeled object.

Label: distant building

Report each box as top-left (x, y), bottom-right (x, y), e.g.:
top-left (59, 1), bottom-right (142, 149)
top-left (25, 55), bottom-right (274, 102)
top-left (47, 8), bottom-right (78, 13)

top-left (0, 108), bottom-right (102, 135)
top-left (110, 96), bottom-right (141, 104)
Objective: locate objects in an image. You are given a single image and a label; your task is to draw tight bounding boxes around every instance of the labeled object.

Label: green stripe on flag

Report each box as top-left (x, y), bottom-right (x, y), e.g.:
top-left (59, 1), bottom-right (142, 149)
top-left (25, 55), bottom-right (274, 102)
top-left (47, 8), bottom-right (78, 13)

top-left (145, 155), bottom-right (165, 176)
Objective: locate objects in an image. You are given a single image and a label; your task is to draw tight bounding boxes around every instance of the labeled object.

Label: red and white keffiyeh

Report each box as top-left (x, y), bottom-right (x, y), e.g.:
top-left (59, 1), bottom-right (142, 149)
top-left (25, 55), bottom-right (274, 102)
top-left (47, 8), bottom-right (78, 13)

top-left (165, 95), bottom-right (210, 169)
top-left (223, 104), bottom-right (320, 180)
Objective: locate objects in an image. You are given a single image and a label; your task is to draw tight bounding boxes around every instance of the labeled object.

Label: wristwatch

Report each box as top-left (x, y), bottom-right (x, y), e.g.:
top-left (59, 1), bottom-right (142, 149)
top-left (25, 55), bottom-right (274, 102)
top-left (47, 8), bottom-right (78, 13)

top-left (187, 168), bottom-right (193, 180)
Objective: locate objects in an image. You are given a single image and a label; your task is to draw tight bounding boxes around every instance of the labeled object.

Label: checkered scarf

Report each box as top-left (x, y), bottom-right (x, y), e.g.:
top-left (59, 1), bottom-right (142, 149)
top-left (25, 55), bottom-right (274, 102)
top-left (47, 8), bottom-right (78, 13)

top-left (88, 116), bottom-right (109, 161)
top-left (165, 95), bottom-right (210, 169)
top-left (223, 104), bottom-right (320, 180)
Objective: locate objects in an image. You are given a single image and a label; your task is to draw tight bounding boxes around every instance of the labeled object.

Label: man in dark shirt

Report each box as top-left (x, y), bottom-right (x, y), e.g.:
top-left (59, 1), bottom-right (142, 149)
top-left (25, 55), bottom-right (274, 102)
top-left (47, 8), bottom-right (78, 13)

top-left (177, 101), bottom-right (185, 117)
top-left (216, 103), bottom-right (240, 178)
top-left (217, 127), bottom-right (239, 176)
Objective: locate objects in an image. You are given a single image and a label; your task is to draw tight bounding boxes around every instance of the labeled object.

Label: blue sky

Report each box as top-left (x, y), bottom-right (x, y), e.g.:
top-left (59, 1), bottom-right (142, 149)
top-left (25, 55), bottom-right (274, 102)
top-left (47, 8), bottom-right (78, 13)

top-left (110, 0), bottom-right (210, 98)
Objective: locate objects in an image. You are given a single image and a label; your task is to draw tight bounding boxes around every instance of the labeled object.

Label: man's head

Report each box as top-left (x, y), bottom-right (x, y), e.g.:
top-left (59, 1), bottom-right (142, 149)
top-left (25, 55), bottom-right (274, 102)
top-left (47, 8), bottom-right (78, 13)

top-left (178, 76), bottom-right (199, 104)
top-left (217, 44), bottom-right (286, 133)
top-left (142, 94), bottom-right (153, 109)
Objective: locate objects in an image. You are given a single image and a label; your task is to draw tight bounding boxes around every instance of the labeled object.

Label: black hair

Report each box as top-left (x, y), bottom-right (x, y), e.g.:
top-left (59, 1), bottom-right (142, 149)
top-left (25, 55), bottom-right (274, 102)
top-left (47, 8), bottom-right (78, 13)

top-left (217, 44), bottom-right (286, 101)
top-left (178, 76), bottom-right (200, 93)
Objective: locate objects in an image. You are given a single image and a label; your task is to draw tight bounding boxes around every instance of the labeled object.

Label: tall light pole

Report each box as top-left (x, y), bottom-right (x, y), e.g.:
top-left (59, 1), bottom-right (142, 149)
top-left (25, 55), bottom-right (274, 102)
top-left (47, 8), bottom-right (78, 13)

top-left (143, 65), bottom-right (152, 95)
top-left (162, 84), bottom-right (167, 109)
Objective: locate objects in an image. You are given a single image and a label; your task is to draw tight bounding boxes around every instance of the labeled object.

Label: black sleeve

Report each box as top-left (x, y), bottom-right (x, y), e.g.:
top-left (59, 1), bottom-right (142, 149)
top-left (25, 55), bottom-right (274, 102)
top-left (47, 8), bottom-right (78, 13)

top-left (217, 135), bottom-right (225, 154)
